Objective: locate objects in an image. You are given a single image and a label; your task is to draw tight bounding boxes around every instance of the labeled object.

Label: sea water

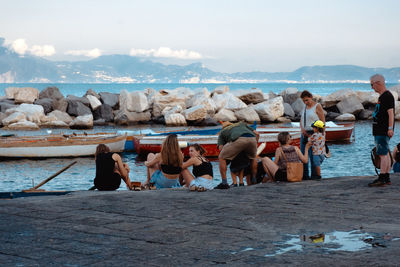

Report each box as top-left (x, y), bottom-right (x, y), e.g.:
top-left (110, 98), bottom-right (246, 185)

top-left (1, 121), bottom-right (400, 192)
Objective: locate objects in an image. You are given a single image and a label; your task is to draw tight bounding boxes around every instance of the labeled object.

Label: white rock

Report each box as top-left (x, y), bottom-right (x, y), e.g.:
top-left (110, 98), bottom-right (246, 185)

top-left (162, 105), bottom-right (183, 116)
top-left (152, 90), bottom-right (187, 117)
top-left (388, 84), bottom-right (400, 97)
top-left (280, 87), bottom-right (298, 95)
top-left (41, 120), bottom-right (69, 127)
top-left (132, 92), bottom-right (149, 112)
top-left (2, 112), bottom-right (26, 126)
top-left (7, 120), bottom-right (39, 130)
top-left (164, 113), bottom-right (187, 126)
top-left (283, 103), bottom-right (295, 117)
top-left (47, 110), bottom-right (73, 124)
top-left (233, 89), bottom-right (264, 104)
top-left (86, 95), bottom-right (102, 110)
top-left (254, 96), bottom-right (284, 122)
top-left (356, 91), bottom-right (379, 105)
top-left (182, 105), bottom-right (207, 121)
top-left (70, 114), bottom-right (93, 129)
top-left (40, 115), bottom-right (58, 124)
top-left (291, 98), bottom-right (305, 115)
top-left (6, 87), bottom-right (39, 104)
top-left (321, 89), bottom-right (357, 108)
top-left (186, 93), bottom-right (216, 113)
top-left (335, 113), bottom-right (356, 121)
top-left (336, 95), bottom-right (364, 115)
top-left (8, 104), bottom-right (45, 124)
top-left (213, 108), bottom-right (237, 122)
top-left (234, 106), bottom-right (260, 123)
top-left (212, 93), bottom-right (247, 111)
top-left (213, 85), bottom-right (230, 94)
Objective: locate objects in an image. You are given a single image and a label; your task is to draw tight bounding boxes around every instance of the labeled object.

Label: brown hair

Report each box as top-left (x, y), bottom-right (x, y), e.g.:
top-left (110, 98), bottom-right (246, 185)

top-left (161, 134), bottom-right (183, 167)
top-left (190, 143), bottom-right (206, 156)
top-left (277, 132), bottom-right (290, 145)
top-left (300, 90), bottom-right (313, 99)
top-left (95, 144), bottom-right (110, 156)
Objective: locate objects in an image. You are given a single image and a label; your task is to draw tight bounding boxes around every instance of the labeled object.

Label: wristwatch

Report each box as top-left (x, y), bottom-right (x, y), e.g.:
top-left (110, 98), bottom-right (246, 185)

top-left (388, 126), bottom-right (393, 130)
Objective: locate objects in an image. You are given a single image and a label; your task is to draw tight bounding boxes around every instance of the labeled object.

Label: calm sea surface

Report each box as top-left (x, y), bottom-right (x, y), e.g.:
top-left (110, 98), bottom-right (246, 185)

top-left (1, 121), bottom-right (400, 192)
top-left (1, 82), bottom-right (399, 192)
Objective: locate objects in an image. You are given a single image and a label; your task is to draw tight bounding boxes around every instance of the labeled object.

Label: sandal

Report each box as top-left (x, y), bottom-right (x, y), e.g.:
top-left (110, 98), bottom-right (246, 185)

top-left (190, 185), bottom-right (197, 191)
top-left (196, 186), bottom-right (206, 192)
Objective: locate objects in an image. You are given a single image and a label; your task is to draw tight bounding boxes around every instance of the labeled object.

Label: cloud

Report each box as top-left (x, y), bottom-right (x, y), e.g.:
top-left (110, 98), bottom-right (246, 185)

top-left (11, 39), bottom-right (29, 55)
top-left (130, 47), bottom-right (203, 59)
top-left (65, 48), bottom-right (102, 58)
top-left (8, 38), bottom-right (55, 56)
top-left (30, 45), bottom-right (56, 57)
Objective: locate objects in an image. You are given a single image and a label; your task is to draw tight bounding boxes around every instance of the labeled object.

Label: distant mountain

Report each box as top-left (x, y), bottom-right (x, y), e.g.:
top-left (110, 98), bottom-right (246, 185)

top-left (1, 45), bottom-right (399, 83)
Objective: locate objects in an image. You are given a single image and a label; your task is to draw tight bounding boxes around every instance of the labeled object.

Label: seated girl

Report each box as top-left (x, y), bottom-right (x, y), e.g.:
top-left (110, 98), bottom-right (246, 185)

top-left (181, 144), bottom-right (214, 191)
top-left (144, 134), bottom-right (182, 189)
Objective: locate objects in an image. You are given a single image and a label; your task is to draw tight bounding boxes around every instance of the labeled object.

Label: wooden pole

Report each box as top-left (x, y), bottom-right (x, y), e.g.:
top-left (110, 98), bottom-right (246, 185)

top-left (25, 161), bottom-right (77, 191)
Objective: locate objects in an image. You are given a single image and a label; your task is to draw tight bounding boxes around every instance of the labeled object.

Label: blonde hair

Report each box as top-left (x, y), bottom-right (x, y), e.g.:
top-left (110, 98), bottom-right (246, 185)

top-left (161, 134), bottom-right (183, 167)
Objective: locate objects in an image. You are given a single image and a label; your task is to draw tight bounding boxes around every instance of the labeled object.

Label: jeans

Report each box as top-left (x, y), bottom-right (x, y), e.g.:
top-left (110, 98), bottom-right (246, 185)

top-left (301, 133), bottom-right (317, 179)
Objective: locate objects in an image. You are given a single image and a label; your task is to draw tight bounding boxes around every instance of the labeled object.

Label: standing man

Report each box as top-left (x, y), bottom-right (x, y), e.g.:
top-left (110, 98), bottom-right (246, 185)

top-left (215, 121), bottom-right (259, 189)
top-left (369, 74), bottom-right (395, 187)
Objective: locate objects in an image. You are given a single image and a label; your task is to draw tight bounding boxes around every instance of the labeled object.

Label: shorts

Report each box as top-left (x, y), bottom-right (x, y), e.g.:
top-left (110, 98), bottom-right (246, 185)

top-left (150, 170), bottom-right (181, 189)
top-left (189, 177), bottom-right (214, 190)
top-left (374, 135), bottom-right (390, 155)
top-left (311, 154), bottom-right (325, 167)
top-left (219, 137), bottom-right (257, 161)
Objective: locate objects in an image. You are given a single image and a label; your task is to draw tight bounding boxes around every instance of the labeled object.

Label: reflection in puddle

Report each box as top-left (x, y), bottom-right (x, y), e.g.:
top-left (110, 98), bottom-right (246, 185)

top-left (263, 230), bottom-right (399, 257)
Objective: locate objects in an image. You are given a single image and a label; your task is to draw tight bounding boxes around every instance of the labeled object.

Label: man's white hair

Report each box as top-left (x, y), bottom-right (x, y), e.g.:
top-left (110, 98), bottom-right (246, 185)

top-left (370, 74), bottom-right (385, 83)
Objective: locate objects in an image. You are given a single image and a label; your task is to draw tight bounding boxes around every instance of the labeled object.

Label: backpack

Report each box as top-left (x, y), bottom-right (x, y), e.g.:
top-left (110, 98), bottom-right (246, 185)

top-left (371, 147), bottom-right (394, 175)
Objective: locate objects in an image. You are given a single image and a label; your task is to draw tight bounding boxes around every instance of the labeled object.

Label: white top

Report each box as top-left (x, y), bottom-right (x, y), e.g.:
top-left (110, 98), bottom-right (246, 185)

top-left (301, 104), bottom-right (320, 131)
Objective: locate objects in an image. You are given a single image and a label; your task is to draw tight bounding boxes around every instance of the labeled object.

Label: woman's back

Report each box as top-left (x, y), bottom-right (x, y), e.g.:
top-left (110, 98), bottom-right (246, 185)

top-left (277, 146), bottom-right (299, 171)
top-left (95, 152), bottom-right (115, 180)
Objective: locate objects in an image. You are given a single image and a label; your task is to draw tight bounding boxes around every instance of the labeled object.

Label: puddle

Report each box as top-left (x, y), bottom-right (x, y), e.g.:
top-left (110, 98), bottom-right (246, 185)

top-left (263, 230), bottom-right (399, 257)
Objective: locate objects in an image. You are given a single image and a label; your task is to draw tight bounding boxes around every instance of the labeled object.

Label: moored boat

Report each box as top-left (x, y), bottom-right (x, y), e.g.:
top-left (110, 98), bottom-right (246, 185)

top-left (256, 122), bottom-right (355, 142)
top-left (0, 132), bottom-right (126, 158)
top-left (134, 132), bottom-right (301, 158)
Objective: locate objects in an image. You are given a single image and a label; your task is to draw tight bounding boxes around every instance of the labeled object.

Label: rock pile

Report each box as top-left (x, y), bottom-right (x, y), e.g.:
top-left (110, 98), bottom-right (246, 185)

top-left (1, 85), bottom-right (400, 130)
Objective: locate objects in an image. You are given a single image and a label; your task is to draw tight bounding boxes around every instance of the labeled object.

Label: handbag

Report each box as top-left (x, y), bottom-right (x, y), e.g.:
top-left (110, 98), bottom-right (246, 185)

top-left (281, 148), bottom-right (303, 182)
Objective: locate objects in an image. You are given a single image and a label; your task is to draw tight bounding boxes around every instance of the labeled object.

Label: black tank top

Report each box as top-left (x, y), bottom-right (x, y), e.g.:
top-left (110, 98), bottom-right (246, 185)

top-left (160, 164), bottom-right (182, 175)
top-left (192, 157), bottom-right (213, 177)
top-left (95, 152), bottom-right (115, 180)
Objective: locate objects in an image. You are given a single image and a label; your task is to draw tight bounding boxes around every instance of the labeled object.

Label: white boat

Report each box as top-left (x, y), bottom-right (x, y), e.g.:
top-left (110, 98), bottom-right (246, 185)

top-left (0, 132), bottom-right (126, 158)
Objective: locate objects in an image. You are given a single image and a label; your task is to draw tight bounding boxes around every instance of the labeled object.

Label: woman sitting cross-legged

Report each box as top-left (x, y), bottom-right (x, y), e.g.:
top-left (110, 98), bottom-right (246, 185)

top-left (144, 134), bottom-right (182, 189)
top-left (181, 144), bottom-right (214, 191)
top-left (94, 144), bottom-right (133, 191)
top-left (261, 132), bottom-right (311, 182)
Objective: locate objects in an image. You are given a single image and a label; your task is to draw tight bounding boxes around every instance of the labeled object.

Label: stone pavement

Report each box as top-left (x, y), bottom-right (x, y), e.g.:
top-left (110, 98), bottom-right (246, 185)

top-left (1, 175), bottom-right (400, 266)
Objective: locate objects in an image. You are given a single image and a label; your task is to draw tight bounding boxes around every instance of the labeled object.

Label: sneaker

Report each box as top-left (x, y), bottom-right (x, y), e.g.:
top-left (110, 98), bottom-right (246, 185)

top-left (230, 183), bottom-right (238, 187)
top-left (214, 182), bottom-right (230, 189)
top-left (239, 183), bottom-right (245, 187)
top-left (368, 178), bottom-right (386, 187)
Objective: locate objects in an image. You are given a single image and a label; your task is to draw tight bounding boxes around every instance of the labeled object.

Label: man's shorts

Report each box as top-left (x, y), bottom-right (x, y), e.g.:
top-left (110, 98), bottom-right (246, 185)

top-left (374, 135), bottom-right (390, 155)
top-left (311, 154), bottom-right (325, 167)
top-left (219, 137), bottom-right (257, 161)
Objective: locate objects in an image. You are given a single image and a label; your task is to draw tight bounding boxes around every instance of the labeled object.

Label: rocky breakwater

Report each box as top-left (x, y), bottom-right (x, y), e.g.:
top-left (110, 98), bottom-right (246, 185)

top-left (1, 85), bottom-right (400, 130)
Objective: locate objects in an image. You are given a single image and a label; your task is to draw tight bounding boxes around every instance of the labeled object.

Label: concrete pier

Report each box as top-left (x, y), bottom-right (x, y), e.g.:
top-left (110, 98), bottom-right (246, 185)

top-left (1, 175), bottom-right (400, 266)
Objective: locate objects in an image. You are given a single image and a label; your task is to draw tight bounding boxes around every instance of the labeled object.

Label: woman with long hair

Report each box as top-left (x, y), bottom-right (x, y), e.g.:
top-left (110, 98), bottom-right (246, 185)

top-left (181, 143), bottom-right (214, 191)
top-left (94, 144), bottom-right (132, 190)
top-left (300, 90), bottom-right (325, 179)
top-left (144, 134), bottom-right (183, 189)
top-left (261, 132), bottom-right (311, 182)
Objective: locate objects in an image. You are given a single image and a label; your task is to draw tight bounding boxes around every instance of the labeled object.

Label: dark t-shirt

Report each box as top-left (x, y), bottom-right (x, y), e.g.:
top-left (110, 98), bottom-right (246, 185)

top-left (372, 90), bottom-right (395, 136)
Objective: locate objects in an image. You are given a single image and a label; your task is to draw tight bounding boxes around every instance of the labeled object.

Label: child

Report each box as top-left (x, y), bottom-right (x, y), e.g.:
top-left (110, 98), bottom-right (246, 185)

top-left (309, 120), bottom-right (326, 179)
top-left (392, 143), bottom-right (400, 172)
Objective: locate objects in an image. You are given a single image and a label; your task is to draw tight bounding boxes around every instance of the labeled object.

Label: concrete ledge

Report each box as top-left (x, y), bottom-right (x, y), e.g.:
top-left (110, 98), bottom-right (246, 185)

top-left (1, 175), bottom-right (400, 265)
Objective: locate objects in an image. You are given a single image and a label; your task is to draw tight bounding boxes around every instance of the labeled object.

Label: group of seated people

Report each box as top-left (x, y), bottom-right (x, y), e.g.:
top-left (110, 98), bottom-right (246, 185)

top-left (93, 131), bottom-right (312, 191)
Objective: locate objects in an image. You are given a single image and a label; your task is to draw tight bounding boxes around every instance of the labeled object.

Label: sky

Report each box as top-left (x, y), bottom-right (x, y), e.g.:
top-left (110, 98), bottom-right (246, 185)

top-left (1, 0), bottom-right (400, 73)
